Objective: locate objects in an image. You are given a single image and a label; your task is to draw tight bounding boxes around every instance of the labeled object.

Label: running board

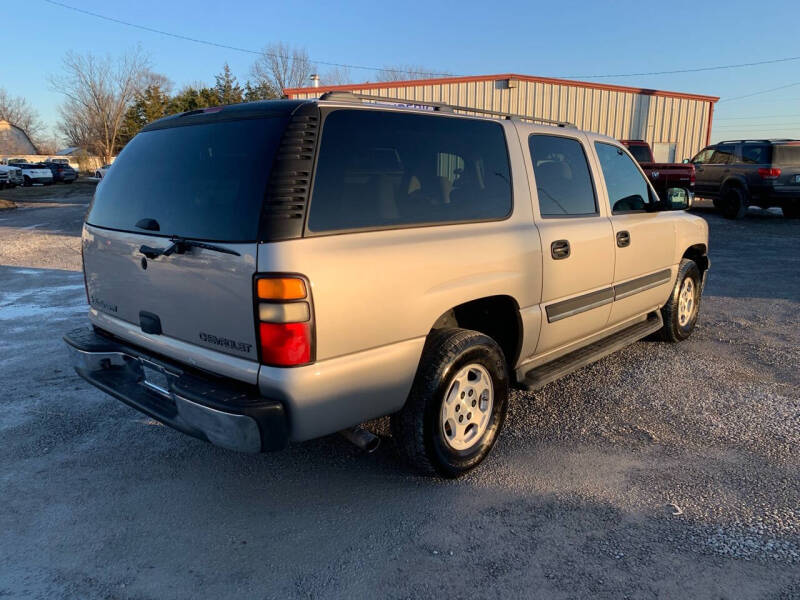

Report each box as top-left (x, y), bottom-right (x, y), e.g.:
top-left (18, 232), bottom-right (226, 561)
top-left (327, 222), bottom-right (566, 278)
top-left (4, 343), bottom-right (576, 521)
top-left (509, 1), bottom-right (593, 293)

top-left (519, 312), bottom-right (663, 391)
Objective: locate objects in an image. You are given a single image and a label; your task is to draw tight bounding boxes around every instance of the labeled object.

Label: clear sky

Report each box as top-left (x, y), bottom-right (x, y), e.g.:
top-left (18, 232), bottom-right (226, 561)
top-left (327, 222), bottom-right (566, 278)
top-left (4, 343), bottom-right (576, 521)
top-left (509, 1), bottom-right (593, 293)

top-left (3, 0), bottom-right (800, 148)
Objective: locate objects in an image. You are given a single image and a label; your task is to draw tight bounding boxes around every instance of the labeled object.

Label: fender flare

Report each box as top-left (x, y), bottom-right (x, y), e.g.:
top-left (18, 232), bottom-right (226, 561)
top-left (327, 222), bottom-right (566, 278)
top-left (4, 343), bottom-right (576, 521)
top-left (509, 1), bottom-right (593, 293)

top-left (720, 175), bottom-right (749, 197)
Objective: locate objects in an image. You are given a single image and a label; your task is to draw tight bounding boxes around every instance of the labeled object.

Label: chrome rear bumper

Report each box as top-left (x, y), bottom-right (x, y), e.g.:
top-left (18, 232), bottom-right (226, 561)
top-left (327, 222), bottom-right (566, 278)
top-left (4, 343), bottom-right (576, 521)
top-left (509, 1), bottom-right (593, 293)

top-left (64, 327), bottom-right (288, 453)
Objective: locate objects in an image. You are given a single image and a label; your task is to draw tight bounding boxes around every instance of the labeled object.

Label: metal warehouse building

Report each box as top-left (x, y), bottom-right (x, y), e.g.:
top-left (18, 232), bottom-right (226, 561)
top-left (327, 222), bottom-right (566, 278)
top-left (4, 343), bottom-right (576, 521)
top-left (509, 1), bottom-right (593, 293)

top-left (285, 73), bottom-right (718, 162)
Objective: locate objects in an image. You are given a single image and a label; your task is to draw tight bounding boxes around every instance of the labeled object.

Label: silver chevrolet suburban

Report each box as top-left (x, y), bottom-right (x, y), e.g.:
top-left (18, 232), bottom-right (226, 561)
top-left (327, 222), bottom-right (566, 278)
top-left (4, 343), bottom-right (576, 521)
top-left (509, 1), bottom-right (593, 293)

top-left (65, 93), bottom-right (709, 477)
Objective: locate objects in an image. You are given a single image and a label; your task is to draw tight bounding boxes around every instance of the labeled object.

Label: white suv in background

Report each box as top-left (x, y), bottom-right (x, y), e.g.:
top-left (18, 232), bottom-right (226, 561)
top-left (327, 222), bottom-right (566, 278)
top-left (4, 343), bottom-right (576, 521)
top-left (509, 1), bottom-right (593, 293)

top-left (13, 162), bottom-right (54, 186)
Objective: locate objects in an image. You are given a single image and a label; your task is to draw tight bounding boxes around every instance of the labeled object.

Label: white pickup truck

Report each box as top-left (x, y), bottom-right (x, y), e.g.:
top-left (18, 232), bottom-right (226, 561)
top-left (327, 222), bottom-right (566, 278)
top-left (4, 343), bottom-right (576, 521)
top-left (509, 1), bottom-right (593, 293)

top-left (0, 164), bottom-right (24, 188)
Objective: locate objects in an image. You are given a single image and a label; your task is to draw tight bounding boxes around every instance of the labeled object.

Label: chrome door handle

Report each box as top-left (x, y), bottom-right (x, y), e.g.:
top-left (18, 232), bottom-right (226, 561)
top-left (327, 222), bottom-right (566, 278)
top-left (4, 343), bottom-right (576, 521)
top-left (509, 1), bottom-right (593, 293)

top-left (616, 231), bottom-right (631, 248)
top-left (551, 239), bottom-right (570, 260)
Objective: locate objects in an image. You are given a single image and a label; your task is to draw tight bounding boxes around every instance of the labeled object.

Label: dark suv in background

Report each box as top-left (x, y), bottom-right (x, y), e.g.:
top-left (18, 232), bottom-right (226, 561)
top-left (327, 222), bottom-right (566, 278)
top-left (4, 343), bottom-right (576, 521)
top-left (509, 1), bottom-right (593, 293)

top-left (688, 139), bottom-right (800, 219)
top-left (43, 161), bottom-right (78, 184)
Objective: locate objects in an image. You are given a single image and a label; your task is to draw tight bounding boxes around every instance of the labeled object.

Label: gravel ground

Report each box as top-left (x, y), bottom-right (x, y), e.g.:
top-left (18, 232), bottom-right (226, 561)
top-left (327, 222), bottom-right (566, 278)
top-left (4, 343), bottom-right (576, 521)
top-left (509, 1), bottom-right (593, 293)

top-left (0, 199), bottom-right (798, 599)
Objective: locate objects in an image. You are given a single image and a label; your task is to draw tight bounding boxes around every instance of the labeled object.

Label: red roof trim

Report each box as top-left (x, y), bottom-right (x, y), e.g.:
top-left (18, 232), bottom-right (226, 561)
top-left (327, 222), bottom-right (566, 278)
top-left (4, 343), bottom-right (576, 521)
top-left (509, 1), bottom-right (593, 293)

top-left (284, 73), bottom-right (719, 103)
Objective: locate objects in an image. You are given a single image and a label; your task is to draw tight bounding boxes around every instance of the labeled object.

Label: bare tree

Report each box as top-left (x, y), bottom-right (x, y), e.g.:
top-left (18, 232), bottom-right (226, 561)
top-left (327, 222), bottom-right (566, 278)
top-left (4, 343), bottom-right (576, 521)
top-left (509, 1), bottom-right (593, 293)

top-left (0, 87), bottom-right (44, 146)
top-left (50, 49), bottom-right (151, 162)
top-left (250, 42), bottom-right (313, 95)
top-left (375, 64), bottom-right (447, 82)
top-left (34, 136), bottom-right (62, 155)
top-left (320, 66), bottom-right (353, 86)
top-left (57, 104), bottom-right (96, 152)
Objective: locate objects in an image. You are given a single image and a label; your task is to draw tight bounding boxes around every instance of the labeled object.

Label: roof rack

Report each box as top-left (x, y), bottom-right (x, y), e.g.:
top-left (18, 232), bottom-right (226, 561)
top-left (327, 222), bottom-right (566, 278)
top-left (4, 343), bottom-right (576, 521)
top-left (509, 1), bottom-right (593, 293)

top-left (717, 139), bottom-right (797, 144)
top-left (718, 139), bottom-right (769, 144)
top-left (317, 91), bottom-right (575, 128)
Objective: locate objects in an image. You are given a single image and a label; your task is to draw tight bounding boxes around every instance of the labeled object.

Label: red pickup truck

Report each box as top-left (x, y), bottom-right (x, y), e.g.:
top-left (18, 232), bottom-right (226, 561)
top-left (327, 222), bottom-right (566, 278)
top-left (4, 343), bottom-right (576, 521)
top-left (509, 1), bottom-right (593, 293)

top-left (621, 140), bottom-right (695, 200)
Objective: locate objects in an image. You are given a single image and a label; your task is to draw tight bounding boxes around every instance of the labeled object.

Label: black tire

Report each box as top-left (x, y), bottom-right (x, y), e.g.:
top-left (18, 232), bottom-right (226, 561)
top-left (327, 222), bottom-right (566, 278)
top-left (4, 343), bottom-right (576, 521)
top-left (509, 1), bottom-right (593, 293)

top-left (721, 186), bottom-right (747, 219)
top-left (783, 204), bottom-right (800, 218)
top-left (23, 176), bottom-right (31, 187)
top-left (660, 259), bottom-right (702, 343)
top-left (391, 328), bottom-right (509, 478)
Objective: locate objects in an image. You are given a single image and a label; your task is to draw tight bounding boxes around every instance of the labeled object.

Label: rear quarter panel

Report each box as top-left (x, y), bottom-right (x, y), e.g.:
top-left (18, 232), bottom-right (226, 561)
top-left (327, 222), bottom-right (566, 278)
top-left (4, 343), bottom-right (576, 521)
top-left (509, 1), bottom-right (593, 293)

top-left (257, 159), bottom-right (540, 362)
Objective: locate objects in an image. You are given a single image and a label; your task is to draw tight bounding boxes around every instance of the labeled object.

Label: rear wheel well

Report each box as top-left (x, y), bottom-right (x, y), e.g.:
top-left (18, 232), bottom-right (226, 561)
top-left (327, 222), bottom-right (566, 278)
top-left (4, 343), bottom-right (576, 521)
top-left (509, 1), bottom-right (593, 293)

top-left (430, 295), bottom-right (522, 368)
top-left (722, 178), bottom-right (748, 197)
top-left (682, 244), bottom-right (709, 275)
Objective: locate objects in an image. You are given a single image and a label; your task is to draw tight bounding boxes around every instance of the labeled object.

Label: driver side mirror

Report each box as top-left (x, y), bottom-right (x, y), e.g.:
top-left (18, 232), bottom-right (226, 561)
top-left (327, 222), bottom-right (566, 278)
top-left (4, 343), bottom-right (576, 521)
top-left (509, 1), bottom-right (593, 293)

top-left (682, 158), bottom-right (691, 164)
top-left (664, 187), bottom-right (693, 210)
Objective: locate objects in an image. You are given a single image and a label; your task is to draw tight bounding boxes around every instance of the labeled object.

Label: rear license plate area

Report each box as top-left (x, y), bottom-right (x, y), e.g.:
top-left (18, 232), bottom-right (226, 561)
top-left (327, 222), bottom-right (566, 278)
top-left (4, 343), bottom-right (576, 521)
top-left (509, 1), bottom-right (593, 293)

top-left (140, 361), bottom-right (172, 398)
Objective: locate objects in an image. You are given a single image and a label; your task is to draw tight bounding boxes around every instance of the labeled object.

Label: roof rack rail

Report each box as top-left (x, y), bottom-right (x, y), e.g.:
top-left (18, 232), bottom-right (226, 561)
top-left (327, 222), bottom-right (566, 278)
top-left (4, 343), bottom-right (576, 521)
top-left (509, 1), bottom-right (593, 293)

top-left (718, 139), bottom-right (774, 144)
top-left (317, 91), bottom-right (575, 128)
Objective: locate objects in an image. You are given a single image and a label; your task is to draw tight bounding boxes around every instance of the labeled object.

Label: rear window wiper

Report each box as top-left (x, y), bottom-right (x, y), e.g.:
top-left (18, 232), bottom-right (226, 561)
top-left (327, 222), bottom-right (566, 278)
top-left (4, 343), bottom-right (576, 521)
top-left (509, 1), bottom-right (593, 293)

top-left (140, 236), bottom-right (241, 259)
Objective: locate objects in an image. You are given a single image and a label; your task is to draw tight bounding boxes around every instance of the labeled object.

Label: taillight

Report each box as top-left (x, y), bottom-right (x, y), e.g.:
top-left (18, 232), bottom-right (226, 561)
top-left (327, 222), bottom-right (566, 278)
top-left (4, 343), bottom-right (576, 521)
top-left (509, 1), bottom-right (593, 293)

top-left (689, 168), bottom-right (696, 186)
top-left (255, 276), bottom-right (314, 367)
top-left (758, 167), bottom-right (781, 179)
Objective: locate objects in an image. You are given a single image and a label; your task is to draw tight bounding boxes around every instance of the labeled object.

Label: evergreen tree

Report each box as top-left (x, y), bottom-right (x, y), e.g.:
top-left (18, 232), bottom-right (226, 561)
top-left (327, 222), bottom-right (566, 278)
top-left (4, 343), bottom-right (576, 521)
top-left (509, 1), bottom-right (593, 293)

top-left (167, 85), bottom-right (217, 114)
top-left (115, 64), bottom-right (274, 151)
top-left (117, 81), bottom-right (170, 150)
top-left (213, 63), bottom-right (244, 105)
top-left (244, 80), bottom-right (278, 102)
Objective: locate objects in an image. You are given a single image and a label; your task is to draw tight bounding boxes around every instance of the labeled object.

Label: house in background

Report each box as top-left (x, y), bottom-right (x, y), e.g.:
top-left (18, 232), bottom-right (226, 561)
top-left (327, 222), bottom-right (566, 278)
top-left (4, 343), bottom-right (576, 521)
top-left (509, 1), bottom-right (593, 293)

top-left (53, 146), bottom-right (112, 172)
top-left (0, 119), bottom-right (37, 154)
top-left (55, 146), bottom-right (85, 158)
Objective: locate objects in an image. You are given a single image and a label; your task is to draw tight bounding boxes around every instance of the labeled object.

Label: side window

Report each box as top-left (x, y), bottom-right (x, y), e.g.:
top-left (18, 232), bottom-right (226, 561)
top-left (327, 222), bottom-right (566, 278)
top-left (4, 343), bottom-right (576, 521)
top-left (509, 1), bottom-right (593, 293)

top-left (741, 144), bottom-right (771, 164)
top-left (307, 110), bottom-right (512, 233)
top-left (692, 148), bottom-right (713, 164)
top-left (529, 135), bottom-right (597, 216)
top-left (709, 144), bottom-right (735, 164)
top-left (594, 142), bottom-right (654, 213)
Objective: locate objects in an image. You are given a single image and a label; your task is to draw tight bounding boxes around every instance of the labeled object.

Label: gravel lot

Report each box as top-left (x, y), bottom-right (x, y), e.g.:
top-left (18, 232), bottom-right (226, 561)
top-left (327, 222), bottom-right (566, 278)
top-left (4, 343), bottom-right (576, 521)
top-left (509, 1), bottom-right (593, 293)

top-left (1, 192), bottom-right (798, 599)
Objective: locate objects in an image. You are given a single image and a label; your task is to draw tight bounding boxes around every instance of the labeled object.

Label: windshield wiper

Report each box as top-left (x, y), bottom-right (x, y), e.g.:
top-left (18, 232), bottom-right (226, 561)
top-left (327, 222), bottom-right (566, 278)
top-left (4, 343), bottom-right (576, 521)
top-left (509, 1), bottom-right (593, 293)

top-left (139, 236), bottom-right (241, 259)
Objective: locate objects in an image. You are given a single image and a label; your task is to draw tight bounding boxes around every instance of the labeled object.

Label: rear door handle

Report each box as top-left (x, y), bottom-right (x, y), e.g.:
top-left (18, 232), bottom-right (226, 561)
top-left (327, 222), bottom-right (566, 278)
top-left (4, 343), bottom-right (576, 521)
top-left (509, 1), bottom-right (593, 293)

top-left (616, 231), bottom-right (631, 248)
top-left (551, 239), bottom-right (570, 260)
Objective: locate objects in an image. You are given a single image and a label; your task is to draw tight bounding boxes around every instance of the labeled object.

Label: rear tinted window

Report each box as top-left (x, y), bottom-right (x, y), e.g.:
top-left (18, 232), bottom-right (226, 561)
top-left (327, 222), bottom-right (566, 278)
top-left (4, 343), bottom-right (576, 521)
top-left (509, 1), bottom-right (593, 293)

top-left (773, 144), bottom-right (800, 166)
top-left (741, 144), bottom-right (772, 164)
top-left (530, 135), bottom-right (597, 216)
top-left (87, 116), bottom-right (287, 242)
top-left (307, 110), bottom-right (511, 232)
